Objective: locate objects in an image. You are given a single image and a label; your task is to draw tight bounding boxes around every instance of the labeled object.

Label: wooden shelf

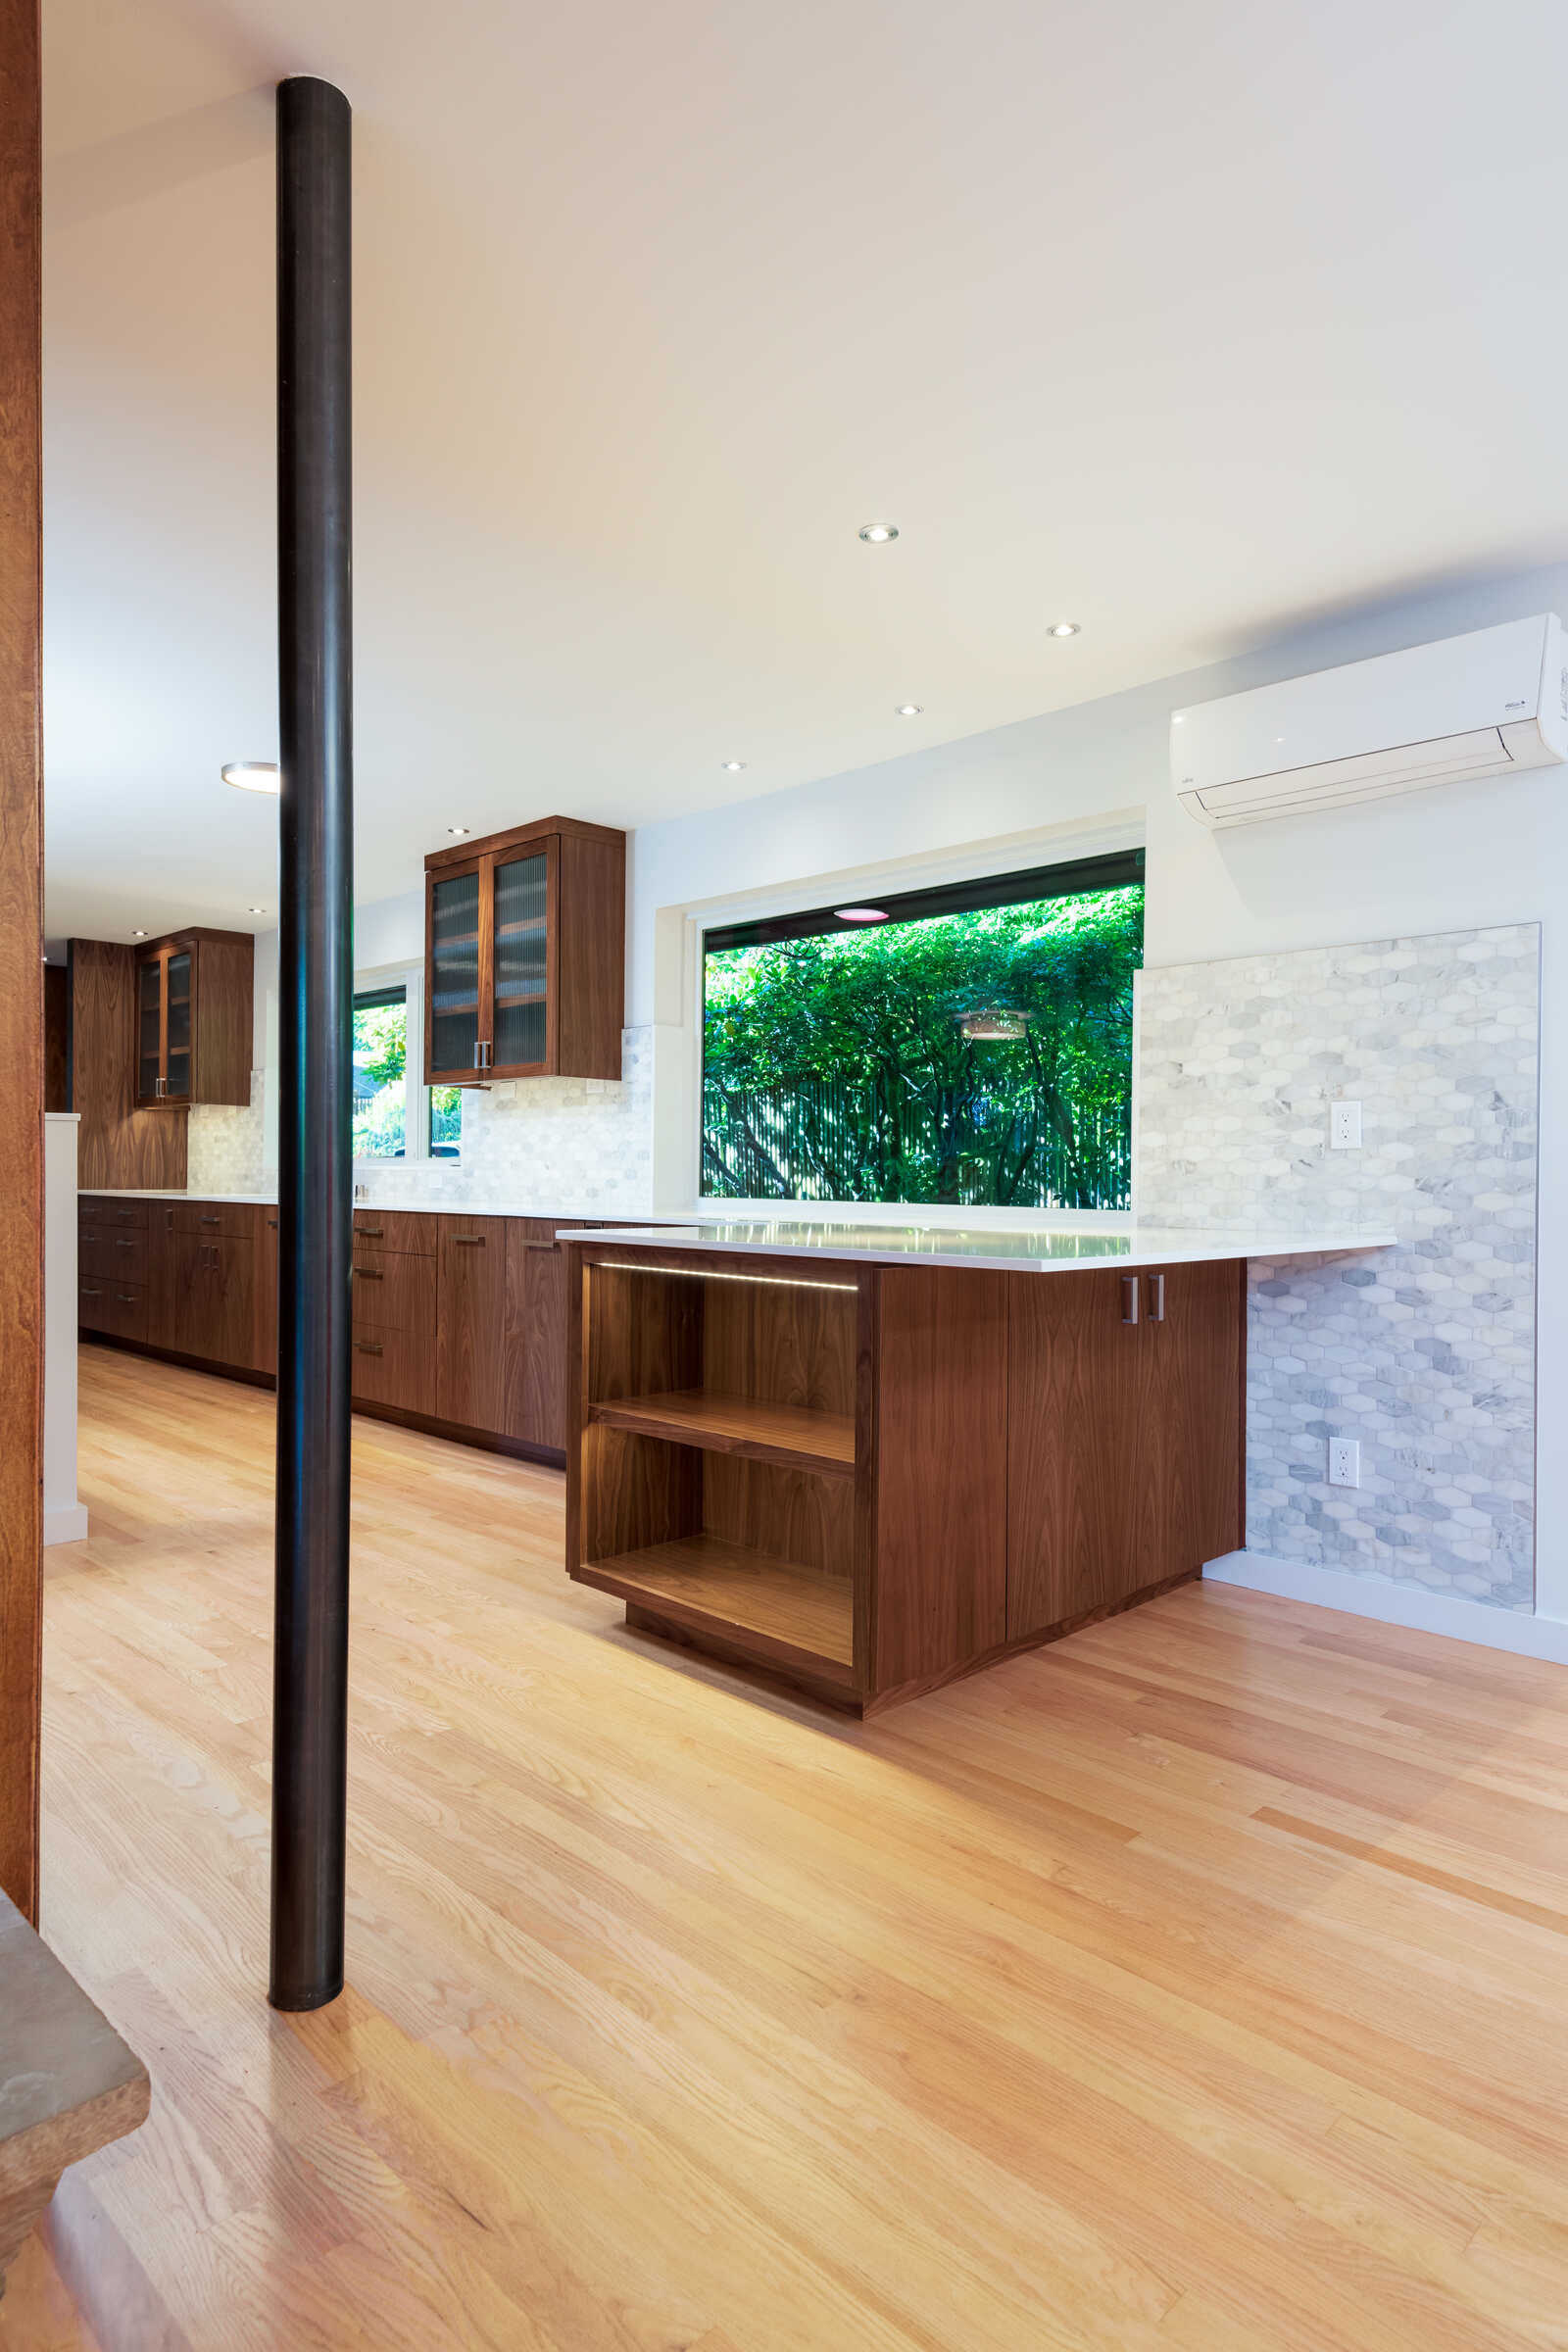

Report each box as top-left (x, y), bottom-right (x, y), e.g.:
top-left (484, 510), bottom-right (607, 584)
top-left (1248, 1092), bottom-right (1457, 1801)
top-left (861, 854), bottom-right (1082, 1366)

top-left (573, 1534), bottom-right (855, 1677)
top-left (494, 988), bottom-right (546, 1009)
top-left (589, 1390), bottom-right (855, 1476)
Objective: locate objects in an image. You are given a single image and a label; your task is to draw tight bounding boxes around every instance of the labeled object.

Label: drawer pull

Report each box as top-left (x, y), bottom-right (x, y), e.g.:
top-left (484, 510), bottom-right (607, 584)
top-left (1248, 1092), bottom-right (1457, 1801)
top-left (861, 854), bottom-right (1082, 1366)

top-left (355, 1266), bottom-right (384, 1281)
top-left (454, 1235), bottom-right (486, 1248)
top-left (199, 1214), bottom-right (220, 1225)
top-left (116, 1210), bottom-right (136, 1223)
top-left (116, 1292), bottom-right (137, 1303)
top-left (1147, 1272), bottom-right (1166, 1322)
top-left (115, 1238), bottom-right (136, 1250)
top-left (1120, 1274), bottom-right (1140, 1325)
top-left (80, 1286), bottom-right (103, 1298)
top-left (355, 1223), bottom-right (384, 1238)
top-left (355, 1340), bottom-right (383, 1357)
top-left (522, 1240), bottom-right (560, 1253)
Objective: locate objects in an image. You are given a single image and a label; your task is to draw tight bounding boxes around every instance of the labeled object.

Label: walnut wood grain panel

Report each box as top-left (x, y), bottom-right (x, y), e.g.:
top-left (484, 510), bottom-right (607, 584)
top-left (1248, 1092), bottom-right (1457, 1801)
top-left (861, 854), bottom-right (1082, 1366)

top-left (144, 1205), bottom-right (179, 1351)
top-left (0, 0), bottom-right (42, 1920)
top-left (589, 1390), bottom-right (856, 1475)
top-left (77, 1195), bottom-right (148, 1231)
top-left (352, 1207), bottom-right (436, 1255)
top-left (703, 1453), bottom-right (855, 1580)
top-left (76, 1278), bottom-right (147, 1346)
top-left (172, 1200), bottom-right (258, 1241)
top-left (352, 1243), bottom-right (436, 1336)
top-left (872, 1266), bottom-right (1007, 1693)
top-left (502, 1219), bottom-right (568, 1451)
top-left (1145, 1257), bottom-right (1246, 1576)
top-left (191, 933), bottom-right (253, 1105)
top-left (77, 1228), bottom-right (148, 1285)
top-left (702, 1275), bottom-right (856, 1415)
top-left (253, 1210), bottom-right (278, 1374)
top-left (579, 1425), bottom-right (702, 1566)
top-left (1006, 1267), bottom-right (1157, 1640)
top-left (42, 962), bottom-right (66, 1112)
top-left (556, 829), bottom-right (625, 1080)
top-left (351, 1320), bottom-right (436, 1417)
top-left (574, 1536), bottom-right (855, 1678)
top-left (171, 1233), bottom-right (255, 1368)
top-left (584, 1261), bottom-right (704, 1407)
top-left (68, 940), bottom-right (187, 1192)
top-left (435, 1215), bottom-right (507, 1432)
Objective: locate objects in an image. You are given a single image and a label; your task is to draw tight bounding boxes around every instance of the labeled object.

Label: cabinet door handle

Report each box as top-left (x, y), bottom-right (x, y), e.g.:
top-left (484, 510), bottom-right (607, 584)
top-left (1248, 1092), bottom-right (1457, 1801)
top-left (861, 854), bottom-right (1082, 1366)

top-left (1120, 1274), bottom-right (1140, 1325)
top-left (1147, 1273), bottom-right (1165, 1322)
top-left (454, 1235), bottom-right (486, 1248)
top-left (199, 1214), bottom-right (220, 1225)
top-left (355, 1340), bottom-right (383, 1357)
top-left (355, 1266), bottom-right (384, 1281)
top-left (522, 1240), bottom-right (560, 1253)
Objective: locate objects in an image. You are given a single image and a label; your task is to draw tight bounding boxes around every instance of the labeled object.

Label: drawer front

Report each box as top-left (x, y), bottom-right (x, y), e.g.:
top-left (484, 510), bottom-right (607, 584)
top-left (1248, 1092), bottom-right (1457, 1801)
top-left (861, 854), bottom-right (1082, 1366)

top-left (79, 1196), bottom-right (149, 1231)
top-left (351, 1322), bottom-right (435, 1416)
top-left (79, 1229), bottom-right (149, 1284)
top-left (352, 1246), bottom-right (435, 1334)
top-left (79, 1276), bottom-right (149, 1342)
top-left (352, 1208), bottom-right (436, 1255)
top-left (174, 1201), bottom-right (259, 1240)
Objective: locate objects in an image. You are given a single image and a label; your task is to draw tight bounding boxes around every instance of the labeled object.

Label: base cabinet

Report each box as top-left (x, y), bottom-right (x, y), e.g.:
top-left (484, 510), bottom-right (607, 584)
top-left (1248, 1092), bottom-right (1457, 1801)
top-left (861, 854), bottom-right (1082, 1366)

top-left (566, 1243), bottom-right (1246, 1717)
top-left (435, 1216), bottom-right (506, 1431)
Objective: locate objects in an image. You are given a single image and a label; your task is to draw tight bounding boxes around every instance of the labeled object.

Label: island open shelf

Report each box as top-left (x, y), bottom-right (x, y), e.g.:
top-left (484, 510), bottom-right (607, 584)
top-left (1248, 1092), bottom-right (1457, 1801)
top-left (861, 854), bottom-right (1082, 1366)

top-left (565, 1236), bottom-right (1251, 1716)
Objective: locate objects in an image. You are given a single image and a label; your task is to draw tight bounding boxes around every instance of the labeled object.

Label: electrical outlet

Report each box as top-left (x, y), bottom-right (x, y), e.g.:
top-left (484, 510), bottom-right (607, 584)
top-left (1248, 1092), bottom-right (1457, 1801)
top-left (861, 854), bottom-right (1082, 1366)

top-left (1328, 1437), bottom-right (1360, 1488)
top-left (1330, 1101), bottom-right (1362, 1150)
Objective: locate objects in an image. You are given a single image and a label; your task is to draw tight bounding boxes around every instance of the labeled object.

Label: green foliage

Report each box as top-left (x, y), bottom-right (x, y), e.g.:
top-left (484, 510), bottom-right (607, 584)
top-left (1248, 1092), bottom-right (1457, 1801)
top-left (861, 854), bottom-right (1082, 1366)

top-left (353, 1004), bottom-right (407, 1158)
top-left (702, 886), bottom-right (1142, 1207)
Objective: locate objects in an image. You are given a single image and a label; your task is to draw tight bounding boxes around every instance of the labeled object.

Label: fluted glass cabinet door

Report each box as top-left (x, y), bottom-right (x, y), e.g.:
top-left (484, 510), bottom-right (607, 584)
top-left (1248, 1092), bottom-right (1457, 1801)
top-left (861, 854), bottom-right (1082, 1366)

top-left (164, 949), bottom-right (193, 1101)
top-left (490, 851), bottom-right (549, 1071)
top-left (136, 956), bottom-right (163, 1102)
top-left (429, 866), bottom-right (482, 1077)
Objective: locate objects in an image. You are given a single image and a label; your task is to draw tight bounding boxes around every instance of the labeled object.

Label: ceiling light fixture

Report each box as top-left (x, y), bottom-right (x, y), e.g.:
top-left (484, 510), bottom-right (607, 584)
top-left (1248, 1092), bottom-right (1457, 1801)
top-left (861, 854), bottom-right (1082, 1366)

top-left (858, 522), bottom-right (899, 544)
top-left (721, 760), bottom-right (746, 772)
top-left (835, 906), bottom-right (888, 924)
top-left (221, 760), bottom-right (280, 793)
top-left (446, 824), bottom-right (470, 836)
top-left (248, 906), bottom-right (268, 915)
top-left (131, 929), bottom-right (148, 939)
top-left (1048, 620), bottom-right (1080, 639)
top-left (895, 703), bottom-right (923, 717)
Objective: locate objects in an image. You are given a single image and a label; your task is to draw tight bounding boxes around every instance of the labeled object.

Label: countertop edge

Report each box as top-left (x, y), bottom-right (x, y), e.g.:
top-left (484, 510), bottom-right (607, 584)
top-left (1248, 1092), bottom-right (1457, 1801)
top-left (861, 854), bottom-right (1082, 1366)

top-left (553, 1226), bottom-right (1400, 1273)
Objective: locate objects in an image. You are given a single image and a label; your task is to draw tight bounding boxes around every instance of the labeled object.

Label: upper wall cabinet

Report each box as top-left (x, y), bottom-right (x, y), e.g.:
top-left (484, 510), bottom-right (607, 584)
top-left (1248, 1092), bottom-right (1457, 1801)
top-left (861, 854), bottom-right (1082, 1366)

top-left (423, 817), bottom-right (625, 1085)
top-left (133, 929), bottom-right (254, 1108)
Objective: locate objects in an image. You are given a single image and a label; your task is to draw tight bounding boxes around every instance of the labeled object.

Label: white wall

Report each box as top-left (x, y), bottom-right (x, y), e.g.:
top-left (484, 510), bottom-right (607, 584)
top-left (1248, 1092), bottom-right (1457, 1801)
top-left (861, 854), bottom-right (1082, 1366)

top-left (350, 558), bottom-right (1568, 1619)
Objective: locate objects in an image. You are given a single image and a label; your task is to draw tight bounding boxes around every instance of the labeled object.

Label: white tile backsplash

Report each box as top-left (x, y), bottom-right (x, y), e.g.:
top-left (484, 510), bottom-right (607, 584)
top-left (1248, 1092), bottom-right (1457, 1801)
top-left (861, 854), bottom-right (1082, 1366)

top-left (1138, 923), bottom-right (1539, 1610)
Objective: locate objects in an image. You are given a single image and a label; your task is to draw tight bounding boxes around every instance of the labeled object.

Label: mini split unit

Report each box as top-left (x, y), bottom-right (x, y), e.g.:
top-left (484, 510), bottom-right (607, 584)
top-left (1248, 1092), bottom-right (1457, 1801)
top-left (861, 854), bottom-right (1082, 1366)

top-left (1173, 612), bottom-right (1568, 827)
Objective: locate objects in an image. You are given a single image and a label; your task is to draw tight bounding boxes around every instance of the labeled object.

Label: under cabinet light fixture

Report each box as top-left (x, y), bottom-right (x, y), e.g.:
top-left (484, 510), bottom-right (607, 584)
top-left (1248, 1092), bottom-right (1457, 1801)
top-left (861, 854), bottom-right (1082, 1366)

top-left (858, 521), bottom-right (899, 544)
top-left (593, 1258), bottom-right (858, 1294)
top-left (834, 906), bottom-right (888, 923)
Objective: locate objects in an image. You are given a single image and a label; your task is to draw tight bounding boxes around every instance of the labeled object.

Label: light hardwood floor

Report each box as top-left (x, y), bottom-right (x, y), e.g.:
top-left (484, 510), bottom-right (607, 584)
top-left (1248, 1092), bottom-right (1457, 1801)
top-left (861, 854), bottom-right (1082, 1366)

top-left (6, 1343), bottom-right (1568, 2349)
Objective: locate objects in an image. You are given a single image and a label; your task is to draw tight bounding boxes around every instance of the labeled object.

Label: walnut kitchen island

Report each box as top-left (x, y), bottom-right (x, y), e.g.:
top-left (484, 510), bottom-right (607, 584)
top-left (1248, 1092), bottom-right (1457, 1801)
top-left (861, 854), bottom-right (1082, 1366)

top-left (562, 1220), bottom-right (1395, 1715)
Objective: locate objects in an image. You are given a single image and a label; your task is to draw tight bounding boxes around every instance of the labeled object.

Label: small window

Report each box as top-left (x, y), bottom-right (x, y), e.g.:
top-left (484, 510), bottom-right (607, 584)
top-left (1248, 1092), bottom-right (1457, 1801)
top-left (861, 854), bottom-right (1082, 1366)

top-left (701, 851), bottom-right (1144, 1210)
top-left (429, 1083), bottom-right (463, 1159)
top-left (352, 984), bottom-right (409, 1158)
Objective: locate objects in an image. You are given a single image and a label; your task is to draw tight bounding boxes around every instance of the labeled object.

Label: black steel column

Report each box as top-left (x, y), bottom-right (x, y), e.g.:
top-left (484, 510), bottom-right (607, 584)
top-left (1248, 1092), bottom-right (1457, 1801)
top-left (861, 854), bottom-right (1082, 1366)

top-left (270, 74), bottom-right (353, 2012)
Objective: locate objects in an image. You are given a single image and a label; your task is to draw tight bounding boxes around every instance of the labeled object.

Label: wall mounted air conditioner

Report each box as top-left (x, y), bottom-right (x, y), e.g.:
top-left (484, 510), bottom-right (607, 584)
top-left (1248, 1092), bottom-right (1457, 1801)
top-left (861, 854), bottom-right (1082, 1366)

top-left (1173, 613), bottom-right (1568, 828)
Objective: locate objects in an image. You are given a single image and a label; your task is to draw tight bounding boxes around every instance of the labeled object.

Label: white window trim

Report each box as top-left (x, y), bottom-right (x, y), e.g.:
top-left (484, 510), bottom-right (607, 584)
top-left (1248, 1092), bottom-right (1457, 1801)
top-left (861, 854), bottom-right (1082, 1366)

top-left (352, 957), bottom-right (456, 1166)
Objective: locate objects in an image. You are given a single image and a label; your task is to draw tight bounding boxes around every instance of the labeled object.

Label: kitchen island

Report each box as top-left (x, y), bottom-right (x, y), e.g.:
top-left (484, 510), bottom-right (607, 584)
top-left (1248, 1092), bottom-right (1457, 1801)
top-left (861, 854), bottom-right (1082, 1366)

top-left (561, 1220), bottom-right (1396, 1714)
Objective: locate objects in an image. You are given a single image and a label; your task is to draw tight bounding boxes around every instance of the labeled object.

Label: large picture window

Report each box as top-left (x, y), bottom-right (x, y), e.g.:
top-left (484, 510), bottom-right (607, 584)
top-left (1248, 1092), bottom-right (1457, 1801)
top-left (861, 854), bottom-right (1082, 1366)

top-left (701, 851), bottom-right (1144, 1209)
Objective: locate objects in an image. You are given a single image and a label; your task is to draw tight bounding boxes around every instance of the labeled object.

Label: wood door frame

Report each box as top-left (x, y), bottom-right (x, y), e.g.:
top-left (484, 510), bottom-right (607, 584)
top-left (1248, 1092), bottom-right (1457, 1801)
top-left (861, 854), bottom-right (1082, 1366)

top-left (485, 834), bottom-right (558, 1080)
top-left (0, 0), bottom-right (42, 1922)
top-left (423, 852), bottom-right (486, 1085)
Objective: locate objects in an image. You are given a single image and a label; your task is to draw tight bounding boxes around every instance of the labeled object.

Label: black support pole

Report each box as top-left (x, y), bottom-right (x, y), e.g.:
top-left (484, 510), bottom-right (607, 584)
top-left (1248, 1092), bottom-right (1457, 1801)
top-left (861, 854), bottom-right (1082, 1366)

top-left (270, 74), bottom-right (353, 2013)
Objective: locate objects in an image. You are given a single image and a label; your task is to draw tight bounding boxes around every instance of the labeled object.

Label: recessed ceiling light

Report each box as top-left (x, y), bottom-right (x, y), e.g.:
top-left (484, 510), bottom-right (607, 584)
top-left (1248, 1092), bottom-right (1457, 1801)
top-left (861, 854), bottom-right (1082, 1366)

top-left (1048, 620), bottom-right (1080, 639)
top-left (446, 824), bottom-right (470, 836)
top-left (221, 760), bottom-right (280, 793)
top-left (131, 929), bottom-right (148, 939)
top-left (248, 906), bottom-right (268, 914)
top-left (895, 703), bottom-right (923, 717)
top-left (721, 760), bottom-right (746, 772)
top-left (835, 906), bottom-right (889, 924)
top-left (858, 522), bottom-right (899, 544)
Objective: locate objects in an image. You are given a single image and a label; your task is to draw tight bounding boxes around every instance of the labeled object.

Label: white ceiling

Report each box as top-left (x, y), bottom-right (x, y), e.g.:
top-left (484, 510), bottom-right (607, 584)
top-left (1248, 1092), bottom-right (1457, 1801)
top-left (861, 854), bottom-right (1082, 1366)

top-left (41, 0), bottom-right (1568, 942)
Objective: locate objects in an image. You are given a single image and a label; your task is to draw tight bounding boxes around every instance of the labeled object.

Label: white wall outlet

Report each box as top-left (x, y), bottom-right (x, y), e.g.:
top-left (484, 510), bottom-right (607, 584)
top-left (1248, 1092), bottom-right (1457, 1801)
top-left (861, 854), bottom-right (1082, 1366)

top-left (1328, 1437), bottom-right (1360, 1488)
top-left (1330, 1100), bottom-right (1362, 1150)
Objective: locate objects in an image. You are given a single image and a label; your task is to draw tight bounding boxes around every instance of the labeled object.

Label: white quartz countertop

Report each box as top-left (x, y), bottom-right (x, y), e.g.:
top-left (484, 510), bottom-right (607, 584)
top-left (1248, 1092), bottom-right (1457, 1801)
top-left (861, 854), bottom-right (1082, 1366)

top-left (554, 1220), bottom-right (1398, 1273)
top-left (77, 1189), bottom-right (663, 1222)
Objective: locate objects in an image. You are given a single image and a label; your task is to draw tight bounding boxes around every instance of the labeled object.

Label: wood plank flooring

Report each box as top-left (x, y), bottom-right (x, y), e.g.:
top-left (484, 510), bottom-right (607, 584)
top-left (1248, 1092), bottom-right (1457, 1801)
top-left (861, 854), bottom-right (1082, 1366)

top-left (6, 1341), bottom-right (1568, 2349)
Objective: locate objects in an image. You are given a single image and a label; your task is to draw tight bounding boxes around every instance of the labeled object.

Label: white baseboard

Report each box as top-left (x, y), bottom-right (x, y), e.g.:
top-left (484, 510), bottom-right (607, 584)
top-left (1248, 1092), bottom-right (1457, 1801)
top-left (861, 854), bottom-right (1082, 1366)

top-left (1203, 1548), bottom-right (1568, 1666)
top-left (43, 1502), bottom-right (89, 1547)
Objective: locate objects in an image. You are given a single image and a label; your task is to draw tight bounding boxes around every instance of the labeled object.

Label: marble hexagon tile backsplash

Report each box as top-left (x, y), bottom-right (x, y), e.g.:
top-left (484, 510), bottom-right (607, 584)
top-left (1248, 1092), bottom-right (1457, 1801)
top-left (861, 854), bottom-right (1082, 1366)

top-left (1137, 923), bottom-right (1540, 1609)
